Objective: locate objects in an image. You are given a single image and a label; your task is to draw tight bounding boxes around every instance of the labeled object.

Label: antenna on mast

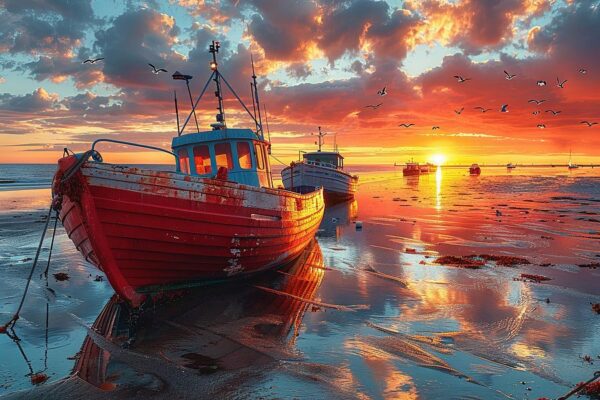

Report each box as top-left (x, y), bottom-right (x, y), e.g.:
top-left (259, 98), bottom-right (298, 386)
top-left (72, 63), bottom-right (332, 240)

top-left (315, 126), bottom-right (327, 152)
top-left (209, 40), bottom-right (226, 130)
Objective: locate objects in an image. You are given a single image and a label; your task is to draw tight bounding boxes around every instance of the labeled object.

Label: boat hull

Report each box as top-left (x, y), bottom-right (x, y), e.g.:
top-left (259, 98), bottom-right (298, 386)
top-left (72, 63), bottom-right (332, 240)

top-left (53, 156), bottom-right (324, 306)
top-left (281, 162), bottom-right (358, 203)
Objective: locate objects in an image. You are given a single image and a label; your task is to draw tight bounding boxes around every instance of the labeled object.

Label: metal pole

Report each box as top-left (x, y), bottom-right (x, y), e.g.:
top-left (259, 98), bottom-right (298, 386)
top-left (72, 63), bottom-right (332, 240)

top-left (174, 90), bottom-right (180, 136)
top-left (179, 70), bottom-right (215, 135)
top-left (251, 54), bottom-right (263, 138)
top-left (186, 79), bottom-right (200, 133)
top-left (250, 82), bottom-right (258, 133)
top-left (210, 41), bottom-right (225, 127)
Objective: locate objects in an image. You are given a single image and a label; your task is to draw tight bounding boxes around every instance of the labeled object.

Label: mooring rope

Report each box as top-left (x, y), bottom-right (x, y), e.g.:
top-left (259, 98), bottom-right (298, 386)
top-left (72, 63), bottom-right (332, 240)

top-left (269, 153), bottom-right (288, 166)
top-left (558, 370), bottom-right (600, 399)
top-left (0, 204), bottom-right (55, 333)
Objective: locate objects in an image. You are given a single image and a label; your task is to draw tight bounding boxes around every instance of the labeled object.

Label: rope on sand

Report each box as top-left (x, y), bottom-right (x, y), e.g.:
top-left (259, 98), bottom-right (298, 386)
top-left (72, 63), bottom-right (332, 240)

top-left (0, 204), bottom-right (57, 333)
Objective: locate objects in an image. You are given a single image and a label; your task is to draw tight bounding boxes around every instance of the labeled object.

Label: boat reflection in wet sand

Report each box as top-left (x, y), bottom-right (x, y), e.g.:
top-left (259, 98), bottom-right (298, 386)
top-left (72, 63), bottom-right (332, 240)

top-left (317, 199), bottom-right (358, 238)
top-left (51, 41), bottom-right (324, 307)
top-left (72, 240), bottom-right (325, 398)
top-left (281, 127), bottom-right (358, 203)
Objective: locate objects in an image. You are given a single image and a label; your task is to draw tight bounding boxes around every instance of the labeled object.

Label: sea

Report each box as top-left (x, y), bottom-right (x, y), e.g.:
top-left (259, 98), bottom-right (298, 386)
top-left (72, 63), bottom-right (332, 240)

top-left (0, 163), bottom-right (599, 399)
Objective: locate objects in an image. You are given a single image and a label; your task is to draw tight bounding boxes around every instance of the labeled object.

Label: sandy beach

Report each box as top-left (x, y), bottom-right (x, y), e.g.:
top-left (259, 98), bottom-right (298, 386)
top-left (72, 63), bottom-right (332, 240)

top-left (1, 166), bottom-right (599, 399)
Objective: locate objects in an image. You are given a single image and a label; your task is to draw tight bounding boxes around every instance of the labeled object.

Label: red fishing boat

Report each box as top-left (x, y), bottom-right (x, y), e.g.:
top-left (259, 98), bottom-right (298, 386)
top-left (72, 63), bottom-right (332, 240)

top-left (469, 163), bottom-right (481, 175)
top-left (52, 41), bottom-right (324, 307)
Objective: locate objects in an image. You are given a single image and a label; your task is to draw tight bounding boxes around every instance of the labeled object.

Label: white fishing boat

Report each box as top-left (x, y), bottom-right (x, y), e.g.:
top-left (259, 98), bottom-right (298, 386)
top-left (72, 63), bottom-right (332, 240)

top-left (282, 127), bottom-right (358, 203)
top-left (568, 150), bottom-right (579, 169)
top-left (507, 163), bottom-right (516, 170)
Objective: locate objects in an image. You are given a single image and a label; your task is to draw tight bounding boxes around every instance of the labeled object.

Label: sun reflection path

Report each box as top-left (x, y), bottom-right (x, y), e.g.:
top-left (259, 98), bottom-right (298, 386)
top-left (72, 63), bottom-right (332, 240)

top-left (435, 167), bottom-right (443, 211)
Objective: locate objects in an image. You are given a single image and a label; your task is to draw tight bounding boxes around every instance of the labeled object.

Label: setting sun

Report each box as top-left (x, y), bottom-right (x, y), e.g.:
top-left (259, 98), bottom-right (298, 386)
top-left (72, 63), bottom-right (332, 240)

top-left (430, 154), bottom-right (447, 166)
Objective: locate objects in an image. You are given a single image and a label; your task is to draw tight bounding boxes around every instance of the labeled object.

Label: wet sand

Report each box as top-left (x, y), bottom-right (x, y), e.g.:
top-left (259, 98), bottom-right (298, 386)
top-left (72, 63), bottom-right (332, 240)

top-left (1, 167), bottom-right (599, 399)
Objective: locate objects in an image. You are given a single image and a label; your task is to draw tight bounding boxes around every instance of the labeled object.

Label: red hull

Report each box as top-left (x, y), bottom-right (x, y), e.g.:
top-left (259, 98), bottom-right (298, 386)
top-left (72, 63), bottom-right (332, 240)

top-left (53, 156), bottom-right (324, 306)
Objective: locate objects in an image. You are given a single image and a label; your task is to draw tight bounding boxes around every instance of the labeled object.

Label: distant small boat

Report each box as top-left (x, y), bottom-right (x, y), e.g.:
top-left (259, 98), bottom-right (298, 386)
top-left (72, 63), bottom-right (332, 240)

top-left (282, 127), bottom-right (358, 203)
top-left (469, 163), bottom-right (481, 175)
top-left (403, 160), bottom-right (421, 176)
top-left (400, 159), bottom-right (434, 176)
top-left (506, 163), bottom-right (516, 170)
top-left (568, 150), bottom-right (579, 169)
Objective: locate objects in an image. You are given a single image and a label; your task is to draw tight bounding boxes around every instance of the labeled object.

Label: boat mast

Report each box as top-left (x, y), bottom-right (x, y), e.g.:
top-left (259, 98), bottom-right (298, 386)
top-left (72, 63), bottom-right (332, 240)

top-left (316, 126), bottom-right (327, 152)
top-left (251, 54), bottom-right (264, 139)
top-left (209, 40), bottom-right (226, 130)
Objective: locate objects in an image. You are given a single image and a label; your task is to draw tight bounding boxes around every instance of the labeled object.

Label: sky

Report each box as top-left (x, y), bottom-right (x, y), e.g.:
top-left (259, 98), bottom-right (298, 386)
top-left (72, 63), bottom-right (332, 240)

top-left (0, 0), bottom-right (599, 165)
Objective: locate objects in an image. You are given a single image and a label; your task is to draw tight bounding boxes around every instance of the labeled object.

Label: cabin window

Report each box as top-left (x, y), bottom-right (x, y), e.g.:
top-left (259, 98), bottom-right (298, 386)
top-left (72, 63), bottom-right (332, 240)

top-left (237, 142), bottom-right (252, 169)
top-left (193, 145), bottom-right (211, 174)
top-left (255, 143), bottom-right (265, 170)
top-left (178, 148), bottom-right (190, 174)
top-left (215, 143), bottom-right (233, 169)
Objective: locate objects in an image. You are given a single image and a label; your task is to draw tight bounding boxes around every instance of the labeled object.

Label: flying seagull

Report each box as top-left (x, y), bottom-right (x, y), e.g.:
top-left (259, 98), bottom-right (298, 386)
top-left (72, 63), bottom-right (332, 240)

top-left (578, 68), bottom-right (587, 75)
top-left (398, 123), bottom-right (414, 128)
top-left (537, 124), bottom-right (546, 129)
top-left (536, 80), bottom-right (547, 86)
top-left (365, 103), bottom-right (383, 109)
top-left (500, 104), bottom-right (509, 113)
top-left (504, 70), bottom-right (516, 80)
top-left (82, 57), bottom-right (104, 64)
top-left (474, 106), bottom-right (491, 113)
top-left (545, 110), bottom-right (561, 116)
top-left (532, 110), bottom-right (541, 115)
top-left (453, 75), bottom-right (471, 83)
top-left (454, 107), bottom-right (464, 115)
top-left (556, 77), bottom-right (567, 88)
top-left (149, 63), bottom-right (168, 74)
top-left (377, 86), bottom-right (387, 96)
top-left (580, 121), bottom-right (598, 127)
top-left (528, 99), bottom-right (546, 105)
top-left (432, 126), bottom-right (440, 130)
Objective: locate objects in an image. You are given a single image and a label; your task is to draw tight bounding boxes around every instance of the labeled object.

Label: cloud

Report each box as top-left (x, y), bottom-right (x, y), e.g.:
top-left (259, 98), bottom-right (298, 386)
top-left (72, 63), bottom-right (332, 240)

top-left (286, 62), bottom-right (312, 80)
top-left (409, 0), bottom-right (552, 54)
top-left (0, 88), bottom-right (60, 112)
top-left (0, 0), bottom-right (96, 56)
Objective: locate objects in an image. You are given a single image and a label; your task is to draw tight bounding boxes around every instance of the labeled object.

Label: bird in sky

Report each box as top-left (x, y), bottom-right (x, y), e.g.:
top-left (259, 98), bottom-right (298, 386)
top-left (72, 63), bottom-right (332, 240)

top-left (365, 103), bottom-right (383, 109)
top-left (398, 123), bottom-right (414, 128)
top-left (580, 121), bottom-right (598, 127)
top-left (536, 80), bottom-right (547, 86)
top-left (500, 104), bottom-right (509, 113)
top-left (504, 70), bottom-right (516, 80)
top-left (532, 110), bottom-right (541, 115)
top-left (377, 86), bottom-right (387, 96)
top-left (537, 124), bottom-right (546, 129)
top-left (528, 99), bottom-right (546, 105)
top-left (474, 106), bottom-right (491, 113)
top-left (453, 75), bottom-right (471, 83)
top-left (454, 107), bottom-right (464, 115)
top-left (82, 57), bottom-right (104, 64)
top-left (556, 77), bottom-right (567, 88)
top-left (578, 68), bottom-right (587, 75)
top-left (545, 110), bottom-right (561, 116)
top-left (149, 63), bottom-right (168, 74)
top-left (432, 126), bottom-right (440, 130)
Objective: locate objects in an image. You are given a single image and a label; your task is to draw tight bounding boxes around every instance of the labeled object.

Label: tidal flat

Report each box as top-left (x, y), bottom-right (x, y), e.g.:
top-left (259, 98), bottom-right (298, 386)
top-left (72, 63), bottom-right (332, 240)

top-left (1, 166), bottom-right (599, 399)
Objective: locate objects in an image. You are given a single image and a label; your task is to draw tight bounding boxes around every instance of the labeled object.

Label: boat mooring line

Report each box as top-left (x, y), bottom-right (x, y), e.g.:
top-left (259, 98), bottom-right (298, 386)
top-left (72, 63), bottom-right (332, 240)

top-left (558, 370), bottom-right (600, 399)
top-left (0, 204), bottom-right (56, 333)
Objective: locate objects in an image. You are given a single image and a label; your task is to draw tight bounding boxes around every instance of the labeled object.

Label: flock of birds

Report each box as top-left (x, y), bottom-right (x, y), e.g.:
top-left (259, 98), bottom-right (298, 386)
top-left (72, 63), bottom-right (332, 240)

top-left (83, 57), bottom-right (169, 75)
top-left (364, 68), bottom-right (598, 130)
top-left (84, 56), bottom-right (598, 130)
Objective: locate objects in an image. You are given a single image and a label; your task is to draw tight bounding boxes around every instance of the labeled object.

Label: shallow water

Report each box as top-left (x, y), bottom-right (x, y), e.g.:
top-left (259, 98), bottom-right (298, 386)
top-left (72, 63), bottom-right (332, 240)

top-left (0, 166), bottom-right (599, 399)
